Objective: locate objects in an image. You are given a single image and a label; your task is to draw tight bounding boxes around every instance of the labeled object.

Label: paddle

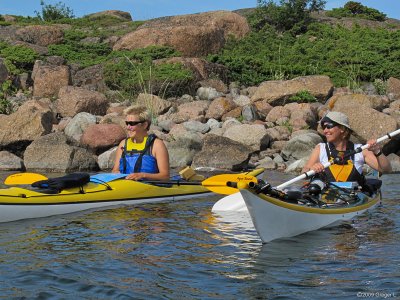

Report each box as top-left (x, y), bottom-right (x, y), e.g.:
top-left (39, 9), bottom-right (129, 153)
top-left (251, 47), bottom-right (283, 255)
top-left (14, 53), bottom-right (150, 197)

top-left (4, 172), bottom-right (48, 185)
top-left (4, 171), bottom-right (257, 195)
top-left (212, 128), bottom-right (400, 211)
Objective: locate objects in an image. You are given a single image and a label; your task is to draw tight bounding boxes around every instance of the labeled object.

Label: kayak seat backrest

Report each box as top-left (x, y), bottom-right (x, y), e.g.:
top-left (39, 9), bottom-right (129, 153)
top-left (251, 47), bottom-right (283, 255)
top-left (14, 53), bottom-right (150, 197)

top-left (32, 173), bottom-right (90, 192)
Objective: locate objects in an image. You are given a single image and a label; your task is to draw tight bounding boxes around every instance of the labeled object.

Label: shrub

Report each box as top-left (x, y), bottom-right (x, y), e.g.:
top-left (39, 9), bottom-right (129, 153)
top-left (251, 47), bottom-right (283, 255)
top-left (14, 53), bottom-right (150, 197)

top-left (251, 0), bottom-right (326, 34)
top-left (35, 1), bottom-right (75, 21)
top-left (0, 80), bottom-right (15, 115)
top-left (326, 1), bottom-right (386, 21)
top-left (48, 42), bottom-right (112, 67)
top-left (103, 47), bottom-right (193, 99)
top-left (0, 42), bottom-right (39, 74)
top-left (288, 90), bottom-right (317, 103)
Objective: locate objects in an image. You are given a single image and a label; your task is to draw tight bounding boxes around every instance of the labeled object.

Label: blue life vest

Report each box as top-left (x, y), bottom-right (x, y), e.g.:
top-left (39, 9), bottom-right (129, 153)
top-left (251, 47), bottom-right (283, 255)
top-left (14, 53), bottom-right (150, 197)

top-left (119, 134), bottom-right (159, 174)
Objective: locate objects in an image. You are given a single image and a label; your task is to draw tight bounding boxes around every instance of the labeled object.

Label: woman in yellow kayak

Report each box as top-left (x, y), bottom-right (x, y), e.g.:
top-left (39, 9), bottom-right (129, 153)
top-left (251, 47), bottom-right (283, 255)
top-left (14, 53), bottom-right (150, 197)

top-left (302, 111), bottom-right (391, 186)
top-left (112, 105), bottom-right (170, 181)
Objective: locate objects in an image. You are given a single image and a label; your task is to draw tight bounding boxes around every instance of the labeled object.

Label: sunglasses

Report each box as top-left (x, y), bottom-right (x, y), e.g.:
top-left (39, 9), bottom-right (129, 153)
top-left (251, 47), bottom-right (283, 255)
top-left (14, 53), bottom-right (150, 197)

top-left (125, 120), bottom-right (145, 126)
top-left (321, 122), bottom-right (337, 130)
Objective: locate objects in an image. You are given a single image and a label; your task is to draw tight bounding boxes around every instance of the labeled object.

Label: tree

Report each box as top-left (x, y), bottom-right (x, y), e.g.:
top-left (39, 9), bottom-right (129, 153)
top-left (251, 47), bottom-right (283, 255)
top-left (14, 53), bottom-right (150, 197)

top-left (35, 1), bottom-right (75, 21)
top-left (252, 0), bottom-right (326, 34)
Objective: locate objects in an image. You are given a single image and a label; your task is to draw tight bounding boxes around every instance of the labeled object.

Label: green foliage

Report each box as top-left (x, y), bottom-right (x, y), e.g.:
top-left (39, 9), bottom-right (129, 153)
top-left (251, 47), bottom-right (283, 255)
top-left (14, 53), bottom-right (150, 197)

top-left (103, 47), bottom-right (193, 99)
top-left (209, 23), bottom-right (400, 88)
top-left (326, 1), bottom-right (386, 21)
top-left (373, 79), bottom-right (387, 95)
top-left (0, 80), bottom-right (15, 115)
top-left (251, 0), bottom-right (326, 34)
top-left (48, 42), bottom-right (112, 67)
top-left (288, 90), bottom-right (317, 102)
top-left (35, 1), bottom-right (75, 21)
top-left (0, 42), bottom-right (39, 74)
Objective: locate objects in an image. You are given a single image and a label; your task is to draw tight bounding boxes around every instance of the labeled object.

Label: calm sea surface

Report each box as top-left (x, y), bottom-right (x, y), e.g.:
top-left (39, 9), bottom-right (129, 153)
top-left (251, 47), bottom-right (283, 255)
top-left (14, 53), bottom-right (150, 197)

top-left (0, 171), bottom-right (399, 299)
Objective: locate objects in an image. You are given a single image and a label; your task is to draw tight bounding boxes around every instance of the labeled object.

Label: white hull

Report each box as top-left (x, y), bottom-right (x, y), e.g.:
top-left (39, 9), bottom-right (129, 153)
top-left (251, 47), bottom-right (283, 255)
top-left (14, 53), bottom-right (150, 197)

top-left (0, 193), bottom-right (211, 223)
top-left (240, 189), bottom-right (380, 243)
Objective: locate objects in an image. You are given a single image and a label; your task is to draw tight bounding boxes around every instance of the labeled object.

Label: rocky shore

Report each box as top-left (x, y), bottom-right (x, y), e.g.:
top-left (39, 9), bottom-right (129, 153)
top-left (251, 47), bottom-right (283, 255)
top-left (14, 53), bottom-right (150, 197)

top-left (1, 10), bottom-right (400, 175)
top-left (1, 73), bottom-right (400, 174)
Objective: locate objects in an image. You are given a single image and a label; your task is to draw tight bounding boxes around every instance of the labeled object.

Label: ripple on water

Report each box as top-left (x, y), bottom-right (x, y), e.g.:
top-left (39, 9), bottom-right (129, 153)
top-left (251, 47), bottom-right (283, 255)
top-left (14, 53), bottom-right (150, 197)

top-left (0, 173), bottom-right (398, 298)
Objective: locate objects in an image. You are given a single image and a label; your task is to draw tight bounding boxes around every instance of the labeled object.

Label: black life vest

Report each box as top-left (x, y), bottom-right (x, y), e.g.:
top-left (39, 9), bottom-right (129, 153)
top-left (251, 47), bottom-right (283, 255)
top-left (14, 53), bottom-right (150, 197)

top-left (324, 141), bottom-right (366, 186)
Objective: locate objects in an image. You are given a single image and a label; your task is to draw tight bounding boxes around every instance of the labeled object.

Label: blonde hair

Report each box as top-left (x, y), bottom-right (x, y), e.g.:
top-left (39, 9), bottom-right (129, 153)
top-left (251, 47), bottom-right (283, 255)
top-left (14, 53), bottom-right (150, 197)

top-left (123, 105), bottom-right (152, 129)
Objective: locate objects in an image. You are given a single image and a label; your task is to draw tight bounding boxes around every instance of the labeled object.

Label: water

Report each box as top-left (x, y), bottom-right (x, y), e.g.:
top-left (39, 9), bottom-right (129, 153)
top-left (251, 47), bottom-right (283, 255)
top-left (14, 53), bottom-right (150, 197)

top-left (0, 172), bottom-right (399, 299)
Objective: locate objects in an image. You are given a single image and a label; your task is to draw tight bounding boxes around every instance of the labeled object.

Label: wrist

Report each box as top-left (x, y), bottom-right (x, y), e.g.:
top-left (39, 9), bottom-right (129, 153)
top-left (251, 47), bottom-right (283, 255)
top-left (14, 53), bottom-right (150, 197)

top-left (375, 150), bottom-right (383, 157)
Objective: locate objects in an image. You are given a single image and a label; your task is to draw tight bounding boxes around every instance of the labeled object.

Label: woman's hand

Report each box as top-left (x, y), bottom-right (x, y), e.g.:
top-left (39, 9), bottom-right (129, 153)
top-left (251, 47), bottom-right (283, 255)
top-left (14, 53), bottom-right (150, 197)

top-left (126, 172), bottom-right (146, 181)
top-left (310, 162), bottom-right (325, 173)
top-left (367, 139), bottom-right (381, 155)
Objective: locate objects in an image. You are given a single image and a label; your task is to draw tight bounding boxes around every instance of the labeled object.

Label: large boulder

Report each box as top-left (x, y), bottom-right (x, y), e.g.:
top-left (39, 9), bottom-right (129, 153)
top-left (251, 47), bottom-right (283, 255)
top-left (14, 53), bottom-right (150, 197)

top-left (251, 75), bottom-right (334, 106)
top-left (55, 86), bottom-right (109, 117)
top-left (281, 132), bottom-right (323, 161)
top-left (135, 93), bottom-right (172, 116)
top-left (33, 64), bottom-right (71, 97)
top-left (387, 77), bottom-right (400, 101)
top-left (0, 151), bottom-right (24, 171)
top-left (80, 123), bottom-right (126, 154)
top-left (327, 93), bottom-right (389, 111)
top-left (72, 64), bottom-right (107, 92)
top-left (113, 11), bottom-right (250, 57)
top-left (192, 134), bottom-right (253, 171)
top-left (162, 100), bottom-right (210, 124)
top-left (0, 99), bottom-right (54, 152)
top-left (205, 97), bottom-right (237, 120)
top-left (223, 124), bottom-right (271, 151)
top-left (16, 25), bottom-right (64, 47)
top-left (86, 10), bottom-right (132, 21)
top-left (24, 132), bottom-right (99, 172)
top-left (64, 112), bottom-right (97, 142)
top-left (330, 96), bottom-right (398, 143)
top-left (165, 125), bottom-right (203, 168)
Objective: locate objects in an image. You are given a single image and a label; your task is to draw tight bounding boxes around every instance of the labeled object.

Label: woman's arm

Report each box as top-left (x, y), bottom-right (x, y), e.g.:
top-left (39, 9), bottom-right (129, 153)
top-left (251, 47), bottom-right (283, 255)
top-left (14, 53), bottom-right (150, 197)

top-left (302, 144), bottom-right (323, 173)
top-left (363, 139), bottom-right (392, 173)
top-left (112, 140), bottom-right (125, 173)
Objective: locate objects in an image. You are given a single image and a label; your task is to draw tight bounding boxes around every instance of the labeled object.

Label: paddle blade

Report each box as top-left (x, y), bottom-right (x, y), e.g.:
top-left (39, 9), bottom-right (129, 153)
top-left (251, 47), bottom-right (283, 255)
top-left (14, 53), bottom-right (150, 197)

top-left (202, 173), bottom-right (257, 195)
top-left (4, 172), bottom-right (48, 185)
top-left (211, 192), bottom-right (247, 211)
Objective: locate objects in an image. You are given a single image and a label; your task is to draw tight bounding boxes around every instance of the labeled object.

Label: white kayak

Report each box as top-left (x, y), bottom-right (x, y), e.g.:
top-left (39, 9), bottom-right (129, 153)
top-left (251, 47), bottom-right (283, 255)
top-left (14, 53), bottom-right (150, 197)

top-left (239, 181), bottom-right (381, 243)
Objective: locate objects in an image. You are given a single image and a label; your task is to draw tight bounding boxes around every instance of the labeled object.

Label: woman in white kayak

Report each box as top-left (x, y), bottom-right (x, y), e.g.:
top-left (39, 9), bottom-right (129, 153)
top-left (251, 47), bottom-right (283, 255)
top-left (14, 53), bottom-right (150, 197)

top-left (112, 105), bottom-right (170, 181)
top-left (302, 111), bottom-right (391, 187)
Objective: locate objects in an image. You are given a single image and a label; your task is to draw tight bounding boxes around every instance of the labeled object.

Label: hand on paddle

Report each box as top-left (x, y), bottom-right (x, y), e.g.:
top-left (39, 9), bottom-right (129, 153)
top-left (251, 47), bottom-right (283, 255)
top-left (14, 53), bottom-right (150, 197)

top-left (366, 139), bottom-right (381, 155)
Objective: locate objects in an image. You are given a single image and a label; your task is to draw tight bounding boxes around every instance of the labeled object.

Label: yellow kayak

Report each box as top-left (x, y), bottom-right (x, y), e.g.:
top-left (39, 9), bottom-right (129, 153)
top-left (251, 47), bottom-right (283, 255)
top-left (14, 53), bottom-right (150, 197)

top-left (0, 168), bottom-right (264, 223)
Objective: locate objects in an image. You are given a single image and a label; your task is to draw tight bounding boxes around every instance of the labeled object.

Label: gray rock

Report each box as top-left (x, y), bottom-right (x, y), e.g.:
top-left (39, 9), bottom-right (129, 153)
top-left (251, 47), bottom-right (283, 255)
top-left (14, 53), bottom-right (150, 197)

top-left (281, 133), bottom-right (323, 161)
top-left (98, 146), bottom-right (117, 171)
top-left (0, 151), bottom-right (24, 171)
top-left (64, 112), bottom-right (97, 142)
top-left (223, 124), bottom-right (271, 151)
top-left (196, 87), bottom-right (223, 101)
top-left (183, 120), bottom-right (210, 134)
top-left (24, 132), bottom-right (99, 172)
top-left (192, 134), bottom-right (253, 171)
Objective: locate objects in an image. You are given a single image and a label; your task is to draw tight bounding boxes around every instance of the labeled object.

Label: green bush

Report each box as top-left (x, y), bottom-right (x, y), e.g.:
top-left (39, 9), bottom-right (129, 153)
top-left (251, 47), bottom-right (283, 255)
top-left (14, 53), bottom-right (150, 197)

top-left (48, 42), bottom-right (112, 67)
top-left (35, 1), bottom-right (75, 21)
top-left (0, 80), bottom-right (15, 115)
top-left (326, 1), bottom-right (386, 21)
top-left (251, 0), bottom-right (326, 34)
top-left (209, 23), bottom-right (400, 87)
top-left (288, 90), bottom-right (317, 103)
top-left (104, 47), bottom-right (193, 99)
top-left (0, 42), bottom-right (39, 74)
